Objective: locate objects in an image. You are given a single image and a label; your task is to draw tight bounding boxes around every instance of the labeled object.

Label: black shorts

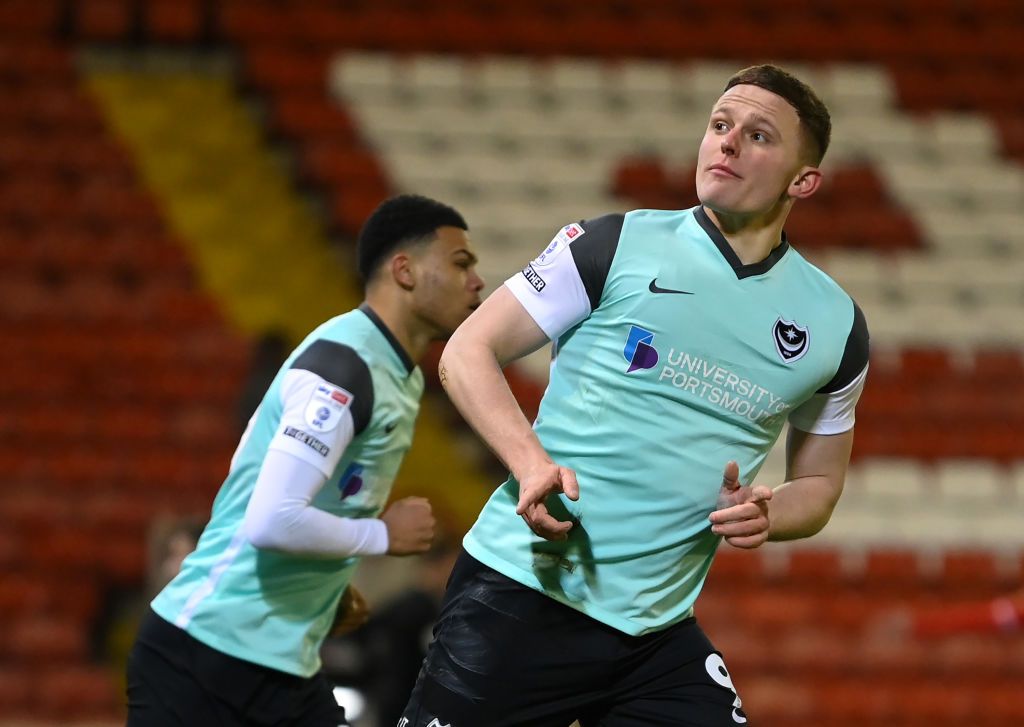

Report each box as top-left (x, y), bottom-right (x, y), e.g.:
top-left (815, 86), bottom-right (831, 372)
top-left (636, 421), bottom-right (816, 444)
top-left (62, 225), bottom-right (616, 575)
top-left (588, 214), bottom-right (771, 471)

top-left (400, 551), bottom-right (747, 727)
top-left (126, 608), bottom-right (348, 727)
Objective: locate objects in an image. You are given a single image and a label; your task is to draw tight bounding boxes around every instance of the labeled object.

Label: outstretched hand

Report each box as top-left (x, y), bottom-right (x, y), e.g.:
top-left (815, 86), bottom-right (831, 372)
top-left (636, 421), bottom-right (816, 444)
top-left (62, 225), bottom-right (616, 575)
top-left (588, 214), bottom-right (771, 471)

top-left (515, 462), bottom-right (580, 541)
top-left (708, 460), bottom-right (772, 549)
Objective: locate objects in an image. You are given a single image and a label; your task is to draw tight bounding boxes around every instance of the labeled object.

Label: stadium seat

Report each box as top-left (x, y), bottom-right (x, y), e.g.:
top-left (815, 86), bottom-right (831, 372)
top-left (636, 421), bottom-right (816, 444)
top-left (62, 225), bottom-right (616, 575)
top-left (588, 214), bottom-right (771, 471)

top-left (146, 0), bottom-right (205, 43)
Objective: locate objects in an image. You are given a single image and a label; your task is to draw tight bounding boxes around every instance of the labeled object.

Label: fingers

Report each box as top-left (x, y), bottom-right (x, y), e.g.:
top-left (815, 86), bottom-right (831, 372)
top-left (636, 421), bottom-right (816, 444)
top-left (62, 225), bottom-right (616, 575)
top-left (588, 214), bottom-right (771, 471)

top-left (560, 467), bottom-right (580, 501)
top-left (721, 460), bottom-right (740, 490)
top-left (710, 517), bottom-right (767, 538)
top-left (708, 495), bottom-right (770, 525)
top-left (722, 533), bottom-right (768, 550)
top-left (514, 464), bottom-right (579, 538)
top-left (521, 503), bottom-right (573, 541)
top-left (515, 477), bottom-right (549, 515)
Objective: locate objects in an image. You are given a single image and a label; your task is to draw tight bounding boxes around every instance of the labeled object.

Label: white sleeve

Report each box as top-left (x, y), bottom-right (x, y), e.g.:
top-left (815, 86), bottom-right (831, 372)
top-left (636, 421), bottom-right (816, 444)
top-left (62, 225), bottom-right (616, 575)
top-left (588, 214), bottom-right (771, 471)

top-left (243, 448), bottom-right (389, 557)
top-left (267, 369), bottom-right (357, 477)
top-left (504, 223), bottom-right (593, 340)
top-left (788, 364), bottom-right (868, 435)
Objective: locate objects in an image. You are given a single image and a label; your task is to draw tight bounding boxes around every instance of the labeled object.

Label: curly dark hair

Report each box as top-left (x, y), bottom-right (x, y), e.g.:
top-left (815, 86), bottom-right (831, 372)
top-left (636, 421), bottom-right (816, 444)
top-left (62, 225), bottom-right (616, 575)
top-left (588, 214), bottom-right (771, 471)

top-left (356, 194), bottom-right (468, 282)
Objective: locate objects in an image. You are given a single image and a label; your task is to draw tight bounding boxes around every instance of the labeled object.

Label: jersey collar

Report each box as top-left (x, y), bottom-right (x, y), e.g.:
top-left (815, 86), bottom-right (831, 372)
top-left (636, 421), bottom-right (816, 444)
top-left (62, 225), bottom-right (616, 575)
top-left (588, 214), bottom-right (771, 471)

top-left (358, 303), bottom-right (416, 375)
top-left (694, 206), bottom-right (790, 280)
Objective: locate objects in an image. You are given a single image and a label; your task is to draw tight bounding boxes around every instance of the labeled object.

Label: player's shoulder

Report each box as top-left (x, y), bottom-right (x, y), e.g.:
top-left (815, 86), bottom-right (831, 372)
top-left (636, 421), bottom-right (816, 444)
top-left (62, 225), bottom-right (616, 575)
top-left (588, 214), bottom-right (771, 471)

top-left (787, 247), bottom-right (856, 305)
top-left (622, 206), bottom-right (696, 224)
top-left (287, 309), bottom-right (378, 381)
top-left (787, 250), bottom-right (869, 345)
top-left (621, 206), bottom-right (704, 239)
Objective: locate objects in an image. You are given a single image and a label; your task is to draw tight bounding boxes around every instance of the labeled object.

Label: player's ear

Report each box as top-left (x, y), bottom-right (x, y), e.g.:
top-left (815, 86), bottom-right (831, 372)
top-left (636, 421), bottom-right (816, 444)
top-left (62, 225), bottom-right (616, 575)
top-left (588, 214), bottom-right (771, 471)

top-left (789, 166), bottom-right (822, 200)
top-left (390, 252), bottom-right (415, 290)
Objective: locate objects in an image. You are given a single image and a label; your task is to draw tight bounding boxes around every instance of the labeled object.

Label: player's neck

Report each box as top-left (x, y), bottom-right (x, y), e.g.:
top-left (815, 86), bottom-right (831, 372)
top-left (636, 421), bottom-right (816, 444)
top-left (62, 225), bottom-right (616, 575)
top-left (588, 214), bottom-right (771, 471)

top-left (704, 205), bottom-right (789, 265)
top-left (361, 293), bottom-right (431, 365)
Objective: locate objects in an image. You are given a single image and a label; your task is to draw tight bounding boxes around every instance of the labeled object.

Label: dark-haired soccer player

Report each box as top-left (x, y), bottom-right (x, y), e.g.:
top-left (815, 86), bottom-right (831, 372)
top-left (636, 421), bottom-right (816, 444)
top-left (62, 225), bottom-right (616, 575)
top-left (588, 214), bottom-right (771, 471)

top-left (401, 65), bottom-right (869, 726)
top-left (127, 195), bottom-right (484, 726)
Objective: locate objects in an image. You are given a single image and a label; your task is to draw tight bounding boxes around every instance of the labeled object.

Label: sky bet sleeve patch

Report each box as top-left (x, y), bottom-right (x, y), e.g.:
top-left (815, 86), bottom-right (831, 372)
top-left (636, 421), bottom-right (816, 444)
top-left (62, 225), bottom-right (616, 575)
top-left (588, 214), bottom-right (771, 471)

top-left (268, 369), bottom-right (358, 477)
top-left (303, 383), bottom-right (354, 433)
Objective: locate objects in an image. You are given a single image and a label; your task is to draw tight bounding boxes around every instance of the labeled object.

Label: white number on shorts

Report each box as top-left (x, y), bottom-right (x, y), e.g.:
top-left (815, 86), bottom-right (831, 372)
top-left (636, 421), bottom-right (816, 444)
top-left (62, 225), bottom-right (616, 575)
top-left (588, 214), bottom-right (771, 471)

top-left (704, 653), bottom-right (747, 725)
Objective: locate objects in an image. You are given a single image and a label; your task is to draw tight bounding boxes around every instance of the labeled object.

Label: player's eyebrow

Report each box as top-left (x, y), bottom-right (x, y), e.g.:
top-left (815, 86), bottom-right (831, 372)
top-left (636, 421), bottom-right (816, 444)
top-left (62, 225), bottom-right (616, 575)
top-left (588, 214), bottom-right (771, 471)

top-left (712, 104), bottom-right (783, 137)
top-left (452, 248), bottom-right (478, 264)
top-left (747, 113), bottom-right (781, 137)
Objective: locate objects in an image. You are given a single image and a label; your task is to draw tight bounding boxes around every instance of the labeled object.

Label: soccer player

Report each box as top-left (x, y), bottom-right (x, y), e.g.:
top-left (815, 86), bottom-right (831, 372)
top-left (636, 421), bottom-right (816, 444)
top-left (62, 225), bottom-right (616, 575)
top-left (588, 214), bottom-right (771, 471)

top-left (126, 194), bottom-right (485, 726)
top-left (401, 65), bottom-right (869, 726)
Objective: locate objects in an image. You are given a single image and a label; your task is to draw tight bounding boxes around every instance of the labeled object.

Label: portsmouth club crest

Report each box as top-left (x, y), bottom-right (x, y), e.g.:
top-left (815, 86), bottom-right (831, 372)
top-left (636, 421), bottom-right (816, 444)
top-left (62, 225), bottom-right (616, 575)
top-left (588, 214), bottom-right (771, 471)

top-left (773, 317), bottom-right (810, 363)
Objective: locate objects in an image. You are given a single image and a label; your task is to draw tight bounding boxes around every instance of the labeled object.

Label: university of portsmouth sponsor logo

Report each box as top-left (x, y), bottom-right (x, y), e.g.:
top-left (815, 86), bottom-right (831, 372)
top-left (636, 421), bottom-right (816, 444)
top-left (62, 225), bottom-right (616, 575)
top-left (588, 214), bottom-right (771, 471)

top-left (773, 317), bottom-right (810, 363)
top-left (521, 263), bottom-right (546, 292)
top-left (623, 325), bottom-right (659, 373)
top-left (283, 426), bottom-right (329, 457)
top-left (658, 349), bottom-right (790, 427)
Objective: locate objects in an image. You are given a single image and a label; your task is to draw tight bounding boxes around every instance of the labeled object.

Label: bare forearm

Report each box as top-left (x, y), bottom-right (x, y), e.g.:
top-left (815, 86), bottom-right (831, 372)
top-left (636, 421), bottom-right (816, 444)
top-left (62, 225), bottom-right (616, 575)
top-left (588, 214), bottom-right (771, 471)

top-left (439, 338), bottom-right (550, 480)
top-left (766, 475), bottom-right (841, 541)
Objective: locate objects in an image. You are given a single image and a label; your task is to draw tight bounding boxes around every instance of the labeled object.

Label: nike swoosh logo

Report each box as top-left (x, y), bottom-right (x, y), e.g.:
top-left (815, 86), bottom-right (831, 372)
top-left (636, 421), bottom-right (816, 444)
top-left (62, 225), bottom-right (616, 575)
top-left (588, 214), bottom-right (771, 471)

top-left (649, 279), bottom-right (694, 295)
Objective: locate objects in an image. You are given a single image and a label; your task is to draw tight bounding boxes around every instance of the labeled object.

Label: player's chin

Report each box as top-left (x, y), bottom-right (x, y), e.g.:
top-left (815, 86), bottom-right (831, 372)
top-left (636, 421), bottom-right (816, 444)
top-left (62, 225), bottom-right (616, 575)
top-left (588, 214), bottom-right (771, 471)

top-left (697, 188), bottom-right (736, 211)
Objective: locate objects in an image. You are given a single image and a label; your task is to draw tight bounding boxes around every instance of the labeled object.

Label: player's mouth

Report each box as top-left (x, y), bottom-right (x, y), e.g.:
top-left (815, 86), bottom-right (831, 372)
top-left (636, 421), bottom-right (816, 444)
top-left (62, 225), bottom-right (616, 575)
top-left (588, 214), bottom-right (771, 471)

top-left (707, 163), bottom-right (741, 179)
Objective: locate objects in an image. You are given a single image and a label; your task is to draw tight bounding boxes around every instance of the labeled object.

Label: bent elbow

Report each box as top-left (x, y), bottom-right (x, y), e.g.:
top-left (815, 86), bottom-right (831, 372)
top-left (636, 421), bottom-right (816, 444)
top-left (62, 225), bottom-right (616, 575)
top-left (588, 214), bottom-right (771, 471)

top-left (244, 514), bottom-right (287, 552)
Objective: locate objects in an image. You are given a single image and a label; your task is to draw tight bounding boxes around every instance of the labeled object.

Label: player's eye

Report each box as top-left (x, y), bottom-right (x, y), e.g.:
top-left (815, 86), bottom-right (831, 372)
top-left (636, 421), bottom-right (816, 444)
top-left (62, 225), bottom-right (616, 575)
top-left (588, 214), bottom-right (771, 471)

top-left (713, 121), bottom-right (728, 132)
top-left (751, 132), bottom-right (767, 142)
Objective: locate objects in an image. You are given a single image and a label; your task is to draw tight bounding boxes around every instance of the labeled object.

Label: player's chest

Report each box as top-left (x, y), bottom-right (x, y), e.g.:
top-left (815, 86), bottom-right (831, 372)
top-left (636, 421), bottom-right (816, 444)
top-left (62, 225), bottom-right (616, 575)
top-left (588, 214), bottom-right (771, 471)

top-left (595, 266), bottom-right (841, 410)
top-left (322, 376), bottom-right (421, 513)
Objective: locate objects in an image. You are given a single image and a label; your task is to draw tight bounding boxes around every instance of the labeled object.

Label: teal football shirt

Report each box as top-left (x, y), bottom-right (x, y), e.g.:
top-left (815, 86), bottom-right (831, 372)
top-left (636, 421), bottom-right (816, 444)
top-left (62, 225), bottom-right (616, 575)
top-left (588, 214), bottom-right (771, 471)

top-left (464, 207), bottom-right (869, 636)
top-left (152, 305), bottom-right (424, 676)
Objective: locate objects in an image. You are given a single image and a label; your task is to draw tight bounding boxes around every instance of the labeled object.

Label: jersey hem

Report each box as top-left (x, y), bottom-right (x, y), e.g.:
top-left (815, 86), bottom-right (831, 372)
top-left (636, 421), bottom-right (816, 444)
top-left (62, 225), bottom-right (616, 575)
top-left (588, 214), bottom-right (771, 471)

top-left (462, 532), bottom-right (693, 637)
top-left (150, 598), bottom-right (319, 678)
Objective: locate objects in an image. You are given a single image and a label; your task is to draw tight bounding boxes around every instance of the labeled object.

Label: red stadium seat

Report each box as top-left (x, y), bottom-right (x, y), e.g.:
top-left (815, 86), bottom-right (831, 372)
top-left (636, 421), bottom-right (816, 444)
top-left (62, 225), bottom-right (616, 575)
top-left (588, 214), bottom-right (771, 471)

top-left (6, 615), bottom-right (88, 663)
top-left (37, 665), bottom-right (121, 721)
top-left (77, 0), bottom-right (133, 43)
top-left (0, 669), bottom-right (33, 716)
top-left (271, 93), bottom-right (357, 139)
top-left (864, 549), bottom-right (923, 587)
top-left (0, 0), bottom-right (57, 37)
top-left (940, 550), bottom-right (1003, 590)
top-left (147, 0), bottom-right (204, 43)
top-left (783, 549), bottom-right (848, 586)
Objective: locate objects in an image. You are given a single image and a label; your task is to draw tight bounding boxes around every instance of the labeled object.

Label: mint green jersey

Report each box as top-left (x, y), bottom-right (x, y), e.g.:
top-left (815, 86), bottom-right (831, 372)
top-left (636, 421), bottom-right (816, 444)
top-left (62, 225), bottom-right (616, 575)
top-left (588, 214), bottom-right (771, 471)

top-left (152, 305), bottom-right (423, 676)
top-left (465, 207), bottom-right (868, 636)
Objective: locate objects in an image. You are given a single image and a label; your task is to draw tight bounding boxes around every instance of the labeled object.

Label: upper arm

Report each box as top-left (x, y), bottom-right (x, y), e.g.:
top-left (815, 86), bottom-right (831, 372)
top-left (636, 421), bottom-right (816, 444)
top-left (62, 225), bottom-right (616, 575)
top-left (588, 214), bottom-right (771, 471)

top-left (501, 215), bottom-right (624, 343)
top-left (788, 300), bottom-right (869, 435)
top-left (445, 286), bottom-right (551, 367)
top-left (785, 426), bottom-right (854, 492)
top-left (266, 340), bottom-right (373, 477)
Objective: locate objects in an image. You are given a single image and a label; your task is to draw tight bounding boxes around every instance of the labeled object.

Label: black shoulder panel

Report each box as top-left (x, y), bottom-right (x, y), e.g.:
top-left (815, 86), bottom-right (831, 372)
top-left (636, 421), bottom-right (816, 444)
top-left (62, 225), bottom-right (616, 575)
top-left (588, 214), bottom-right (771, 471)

top-left (818, 301), bottom-right (870, 394)
top-left (569, 213), bottom-right (625, 310)
top-left (291, 340), bottom-right (374, 433)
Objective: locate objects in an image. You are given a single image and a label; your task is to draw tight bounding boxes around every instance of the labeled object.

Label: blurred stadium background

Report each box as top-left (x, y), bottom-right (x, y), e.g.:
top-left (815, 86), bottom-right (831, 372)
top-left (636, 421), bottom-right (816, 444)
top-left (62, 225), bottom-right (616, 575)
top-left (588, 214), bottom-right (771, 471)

top-left (1, 0), bottom-right (1022, 725)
